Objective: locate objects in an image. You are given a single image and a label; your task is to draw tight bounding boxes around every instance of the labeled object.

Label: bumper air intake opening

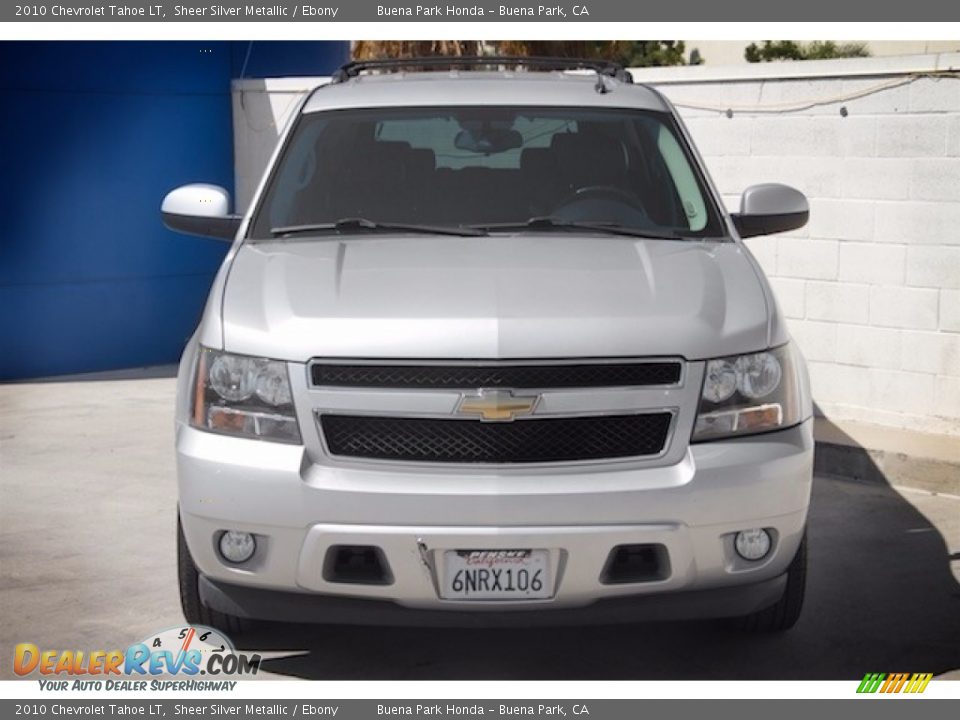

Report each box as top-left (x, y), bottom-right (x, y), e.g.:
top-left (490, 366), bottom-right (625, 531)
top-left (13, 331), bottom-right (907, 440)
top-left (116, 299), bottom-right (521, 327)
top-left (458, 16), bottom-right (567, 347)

top-left (600, 544), bottom-right (671, 585)
top-left (323, 545), bottom-right (394, 586)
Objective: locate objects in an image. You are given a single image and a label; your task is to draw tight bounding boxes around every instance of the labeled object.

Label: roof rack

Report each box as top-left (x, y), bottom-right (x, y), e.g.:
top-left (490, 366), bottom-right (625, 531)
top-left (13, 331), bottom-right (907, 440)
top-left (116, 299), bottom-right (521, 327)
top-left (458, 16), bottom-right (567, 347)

top-left (331, 56), bottom-right (634, 85)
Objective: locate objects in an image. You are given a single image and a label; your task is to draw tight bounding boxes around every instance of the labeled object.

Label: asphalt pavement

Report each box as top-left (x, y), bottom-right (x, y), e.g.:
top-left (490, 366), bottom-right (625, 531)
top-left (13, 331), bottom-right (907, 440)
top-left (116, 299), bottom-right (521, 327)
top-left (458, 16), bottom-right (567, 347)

top-left (1, 376), bottom-right (958, 680)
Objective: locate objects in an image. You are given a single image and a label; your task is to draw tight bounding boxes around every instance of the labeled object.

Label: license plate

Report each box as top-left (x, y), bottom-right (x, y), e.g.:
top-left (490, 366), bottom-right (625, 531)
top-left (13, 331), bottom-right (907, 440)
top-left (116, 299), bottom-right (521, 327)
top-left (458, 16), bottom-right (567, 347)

top-left (441, 549), bottom-right (551, 600)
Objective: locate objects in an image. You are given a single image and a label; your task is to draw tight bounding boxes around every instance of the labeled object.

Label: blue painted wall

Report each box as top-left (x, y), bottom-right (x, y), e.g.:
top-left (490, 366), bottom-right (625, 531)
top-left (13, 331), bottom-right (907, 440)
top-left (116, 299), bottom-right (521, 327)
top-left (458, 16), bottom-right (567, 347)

top-left (0, 41), bottom-right (348, 379)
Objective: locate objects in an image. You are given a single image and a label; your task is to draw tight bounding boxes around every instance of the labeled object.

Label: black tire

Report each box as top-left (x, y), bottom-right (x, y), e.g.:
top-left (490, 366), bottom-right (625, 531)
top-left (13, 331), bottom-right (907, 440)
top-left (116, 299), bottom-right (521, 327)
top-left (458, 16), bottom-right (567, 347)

top-left (735, 532), bottom-right (807, 633)
top-left (177, 515), bottom-right (249, 637)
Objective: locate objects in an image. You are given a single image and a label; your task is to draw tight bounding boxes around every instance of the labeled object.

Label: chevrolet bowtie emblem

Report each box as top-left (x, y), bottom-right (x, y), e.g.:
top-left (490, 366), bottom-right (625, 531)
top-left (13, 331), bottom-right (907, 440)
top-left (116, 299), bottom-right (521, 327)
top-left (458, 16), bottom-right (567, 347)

top-left (457, 390), bottom-right (540, 422)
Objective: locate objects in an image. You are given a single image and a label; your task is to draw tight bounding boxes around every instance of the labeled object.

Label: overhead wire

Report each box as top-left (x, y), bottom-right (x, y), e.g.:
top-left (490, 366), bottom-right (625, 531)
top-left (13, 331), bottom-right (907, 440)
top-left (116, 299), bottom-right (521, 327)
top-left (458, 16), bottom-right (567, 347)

top-left (667, 71), bottom-right (960, 116)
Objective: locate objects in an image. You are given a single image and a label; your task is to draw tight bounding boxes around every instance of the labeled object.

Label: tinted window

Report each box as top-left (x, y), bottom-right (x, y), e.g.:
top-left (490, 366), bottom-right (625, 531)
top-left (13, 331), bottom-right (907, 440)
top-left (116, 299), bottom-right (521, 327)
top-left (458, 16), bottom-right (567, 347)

top-left (249, 106), bottom-right (724, 238)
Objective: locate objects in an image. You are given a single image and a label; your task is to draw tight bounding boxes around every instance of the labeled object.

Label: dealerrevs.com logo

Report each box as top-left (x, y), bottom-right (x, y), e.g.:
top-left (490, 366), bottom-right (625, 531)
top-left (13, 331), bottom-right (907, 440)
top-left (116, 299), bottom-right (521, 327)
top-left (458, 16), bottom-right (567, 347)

top-left (14, 626), bottom-right (260, 690)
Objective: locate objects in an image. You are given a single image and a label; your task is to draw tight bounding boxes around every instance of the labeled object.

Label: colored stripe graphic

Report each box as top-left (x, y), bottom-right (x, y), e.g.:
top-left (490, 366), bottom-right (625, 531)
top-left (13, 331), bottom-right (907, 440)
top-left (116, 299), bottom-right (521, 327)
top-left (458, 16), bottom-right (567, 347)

top-left (907, 673), bottom-right (933, 693)
top-left (857, 673), bottom-right (886, 693)
top-left (890, 673), bottom-right (909, 693)
top-left (857, 672), bottom-right (932, 693)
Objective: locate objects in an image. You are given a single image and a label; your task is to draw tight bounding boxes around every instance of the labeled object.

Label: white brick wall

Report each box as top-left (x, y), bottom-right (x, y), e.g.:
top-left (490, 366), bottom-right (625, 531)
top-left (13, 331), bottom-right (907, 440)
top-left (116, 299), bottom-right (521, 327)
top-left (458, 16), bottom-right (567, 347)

top-left (869, 285), bottom-right (940, 329)
top-left (778, 239), bottom-right (839, 280)
top-left (940, 289), bottom-right (960, 332)
top-left (835, 324), bottom-right (902, 370)
top-left (838, 242), bottom-right (906, 285)
top-left (643, 54), bottom-right (960, 436)
top-left (805, 281), bottom-right (870, 324)
top-left (768, 277), bottom-right (805, 318)
top-left (877, 115), bottom-right (948, 157)
top-left (949, 116), bottom-right (960, 156)
top-left (907, 246), bottom-right (960, 289)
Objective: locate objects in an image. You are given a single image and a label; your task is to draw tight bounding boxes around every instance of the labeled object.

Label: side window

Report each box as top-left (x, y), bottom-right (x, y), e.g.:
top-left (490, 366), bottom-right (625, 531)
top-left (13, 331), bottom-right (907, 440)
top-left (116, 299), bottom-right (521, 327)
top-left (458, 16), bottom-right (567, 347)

top-left (656, 126), bottom-right (708, 232)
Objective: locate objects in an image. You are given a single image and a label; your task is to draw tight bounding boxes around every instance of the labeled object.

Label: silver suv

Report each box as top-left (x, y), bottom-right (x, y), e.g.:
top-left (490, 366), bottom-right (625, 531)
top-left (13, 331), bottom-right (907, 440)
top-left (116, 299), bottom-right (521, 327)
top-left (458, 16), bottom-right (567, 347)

top-left (162, 57), bottom-right (813, 634)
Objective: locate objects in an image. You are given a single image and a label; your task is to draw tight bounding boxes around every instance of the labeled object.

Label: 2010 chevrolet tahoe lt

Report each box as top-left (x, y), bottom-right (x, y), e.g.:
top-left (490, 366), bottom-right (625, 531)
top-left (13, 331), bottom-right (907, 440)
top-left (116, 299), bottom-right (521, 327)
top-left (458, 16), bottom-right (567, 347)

top-left (161, 58), bottom-right (814, 634)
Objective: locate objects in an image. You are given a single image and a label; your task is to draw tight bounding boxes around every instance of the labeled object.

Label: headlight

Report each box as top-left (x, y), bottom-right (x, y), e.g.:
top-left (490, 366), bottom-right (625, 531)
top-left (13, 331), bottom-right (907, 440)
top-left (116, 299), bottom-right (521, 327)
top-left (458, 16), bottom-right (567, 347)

top-left (701, 358), bottom-right (737, 403)
top-left (692, 343), bottom-right (803, 442)
top-left (192, 348), bottom-right (301, 444)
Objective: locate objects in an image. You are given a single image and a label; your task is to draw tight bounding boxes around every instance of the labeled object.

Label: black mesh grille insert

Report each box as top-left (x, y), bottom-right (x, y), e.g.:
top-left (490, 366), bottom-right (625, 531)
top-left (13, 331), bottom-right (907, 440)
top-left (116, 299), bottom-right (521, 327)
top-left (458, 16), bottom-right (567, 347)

top-left (320, 413), bottom-right (672, 464)
top-left (311, 362), bottom-right (681, 389)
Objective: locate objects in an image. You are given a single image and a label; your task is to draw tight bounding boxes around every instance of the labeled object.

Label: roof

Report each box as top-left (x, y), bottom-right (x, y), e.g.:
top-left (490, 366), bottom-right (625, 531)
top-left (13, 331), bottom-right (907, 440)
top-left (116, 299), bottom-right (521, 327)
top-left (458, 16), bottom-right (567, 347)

top-left (301, 72), bottom-right (671, 114)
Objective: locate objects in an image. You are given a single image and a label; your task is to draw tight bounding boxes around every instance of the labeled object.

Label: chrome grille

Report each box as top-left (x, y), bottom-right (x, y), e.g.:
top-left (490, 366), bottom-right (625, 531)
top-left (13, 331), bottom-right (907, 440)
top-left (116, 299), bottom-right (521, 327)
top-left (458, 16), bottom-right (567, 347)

top-left (320, 413), bottom-right (673, 464)
top-left (310, 361), bottom-right (681, 389)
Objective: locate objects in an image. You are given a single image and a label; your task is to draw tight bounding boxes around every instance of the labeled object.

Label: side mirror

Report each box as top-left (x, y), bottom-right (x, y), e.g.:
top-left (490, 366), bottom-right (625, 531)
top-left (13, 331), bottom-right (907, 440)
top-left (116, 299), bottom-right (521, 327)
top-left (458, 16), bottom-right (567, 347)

top-left (731, 183), bottom-right (809, 239)
top-left (161, 184), bottom-right (242, 241)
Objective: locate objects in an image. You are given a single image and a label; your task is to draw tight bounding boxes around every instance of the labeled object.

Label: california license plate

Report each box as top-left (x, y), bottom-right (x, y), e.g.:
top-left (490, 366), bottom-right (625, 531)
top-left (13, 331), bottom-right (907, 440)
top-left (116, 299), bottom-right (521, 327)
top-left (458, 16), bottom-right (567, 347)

top-left (442, 549), bottom-right (551, 600)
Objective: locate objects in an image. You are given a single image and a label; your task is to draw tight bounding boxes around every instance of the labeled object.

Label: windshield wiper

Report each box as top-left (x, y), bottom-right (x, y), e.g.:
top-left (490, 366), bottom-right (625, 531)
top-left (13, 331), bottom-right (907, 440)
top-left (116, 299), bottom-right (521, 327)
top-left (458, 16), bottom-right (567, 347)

top-left (470, 217), bottom-right (690, 240)
top-left (271, 218), bottom-right (487, 238)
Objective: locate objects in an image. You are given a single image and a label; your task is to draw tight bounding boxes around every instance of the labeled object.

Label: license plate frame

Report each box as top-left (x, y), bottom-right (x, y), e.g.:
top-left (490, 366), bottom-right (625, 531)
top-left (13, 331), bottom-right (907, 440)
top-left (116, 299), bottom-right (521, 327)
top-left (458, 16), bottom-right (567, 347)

top-left (441, 549), bottom-right (552, 601)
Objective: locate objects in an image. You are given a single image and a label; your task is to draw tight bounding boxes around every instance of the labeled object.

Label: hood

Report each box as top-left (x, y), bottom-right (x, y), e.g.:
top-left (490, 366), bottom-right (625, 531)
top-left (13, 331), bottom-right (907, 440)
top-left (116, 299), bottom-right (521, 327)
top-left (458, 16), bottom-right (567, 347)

top-left (220, 235), bottom-right (774, 361)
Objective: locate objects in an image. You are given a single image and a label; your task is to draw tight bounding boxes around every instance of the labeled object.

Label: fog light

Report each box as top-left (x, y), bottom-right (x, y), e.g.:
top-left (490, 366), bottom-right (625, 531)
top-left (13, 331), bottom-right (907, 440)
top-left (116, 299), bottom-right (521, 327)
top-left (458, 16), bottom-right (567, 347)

top-left (219, 531), bottom-right (256, 564)
top-left (734, 528), bottom-right (771, 561)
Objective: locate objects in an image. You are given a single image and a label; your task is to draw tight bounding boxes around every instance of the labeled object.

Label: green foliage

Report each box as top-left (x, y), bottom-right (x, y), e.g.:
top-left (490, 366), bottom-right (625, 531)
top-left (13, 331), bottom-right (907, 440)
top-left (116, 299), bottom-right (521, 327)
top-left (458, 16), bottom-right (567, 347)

top-left (615, 41), bottom-right (690, 67)
top-left (492, 41), bottom-right (693, 67)
top-left (745, 40), bottom-right (871, 63)
top-left (802, 41), bottom-right (871, 60)
top-left (353, 41), bottom-right (696, 68)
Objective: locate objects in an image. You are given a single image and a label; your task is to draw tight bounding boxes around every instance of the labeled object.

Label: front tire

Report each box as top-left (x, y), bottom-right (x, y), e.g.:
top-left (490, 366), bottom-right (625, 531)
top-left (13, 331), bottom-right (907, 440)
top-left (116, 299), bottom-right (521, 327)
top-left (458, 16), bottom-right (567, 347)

top-left (177, 515), bottom-right (248, 636)
top-left (736, 532), bottom-right (807, 633)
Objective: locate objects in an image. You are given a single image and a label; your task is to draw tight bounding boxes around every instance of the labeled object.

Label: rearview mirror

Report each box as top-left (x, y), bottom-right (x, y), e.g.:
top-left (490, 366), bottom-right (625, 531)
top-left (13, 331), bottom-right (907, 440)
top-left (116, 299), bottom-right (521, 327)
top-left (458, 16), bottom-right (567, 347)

top-left (731, 183), bottom-right (809, 239)
top-left (161, 183), bottom-right (242, 241)
top-left (454, 128), bottom-right (523, 155)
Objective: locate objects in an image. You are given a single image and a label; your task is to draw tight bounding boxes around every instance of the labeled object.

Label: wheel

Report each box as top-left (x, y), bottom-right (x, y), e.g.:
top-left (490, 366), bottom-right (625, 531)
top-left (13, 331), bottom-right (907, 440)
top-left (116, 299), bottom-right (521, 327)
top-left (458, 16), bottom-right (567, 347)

top-left (177, 514), bottom-right (249, 637)
top-left (735, 532), bottom-right (807, 633)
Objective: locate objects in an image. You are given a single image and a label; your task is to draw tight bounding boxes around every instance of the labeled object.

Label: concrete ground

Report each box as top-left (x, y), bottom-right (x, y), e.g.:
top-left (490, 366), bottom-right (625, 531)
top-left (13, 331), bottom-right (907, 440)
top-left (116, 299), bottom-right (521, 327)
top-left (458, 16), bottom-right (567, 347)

top-left (815, 416), bottom-right (960, 496)
top-left (1, 376), bottom-right (958, 680)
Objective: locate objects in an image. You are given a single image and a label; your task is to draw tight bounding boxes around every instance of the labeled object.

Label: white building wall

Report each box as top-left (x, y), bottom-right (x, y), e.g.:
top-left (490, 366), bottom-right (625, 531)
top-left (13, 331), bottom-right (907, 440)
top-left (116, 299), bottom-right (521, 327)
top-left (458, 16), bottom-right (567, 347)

top-left (637, 54), bottom-right (960, 436)
top-left (685, 41), bottom-right (960, 67)
top-left (232, 53), bottom-right (960, 436)
top-left (232, 77), bottom-right (324, 212)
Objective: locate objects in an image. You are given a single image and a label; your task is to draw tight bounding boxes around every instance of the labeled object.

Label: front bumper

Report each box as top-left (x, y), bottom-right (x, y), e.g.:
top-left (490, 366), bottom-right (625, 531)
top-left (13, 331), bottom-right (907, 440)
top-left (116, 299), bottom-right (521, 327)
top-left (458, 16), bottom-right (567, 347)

top-left (199, 572), bottom-right (789, 627)
top-left (177, 419), bottom-right (813, 620)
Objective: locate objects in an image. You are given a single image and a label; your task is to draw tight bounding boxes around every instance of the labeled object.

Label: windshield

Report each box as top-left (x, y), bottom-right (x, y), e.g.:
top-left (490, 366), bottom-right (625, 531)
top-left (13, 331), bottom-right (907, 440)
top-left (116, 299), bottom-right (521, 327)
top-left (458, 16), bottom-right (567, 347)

top-left (248, 106), bottom-right (726, 240)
